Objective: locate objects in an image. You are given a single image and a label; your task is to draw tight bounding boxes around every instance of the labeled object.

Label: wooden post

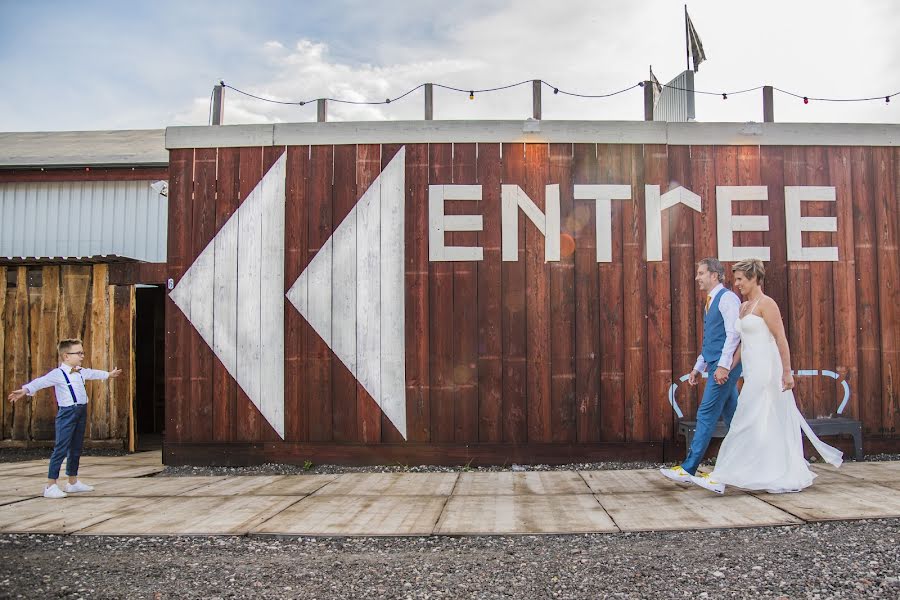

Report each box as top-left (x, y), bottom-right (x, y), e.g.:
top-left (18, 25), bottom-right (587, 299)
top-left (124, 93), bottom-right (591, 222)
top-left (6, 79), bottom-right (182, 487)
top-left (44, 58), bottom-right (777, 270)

top-left (317, 99), bottom-right (327, 122)
top-left (644, 81), bottom-right (654, 121)
top-left (532, 79), bottom-right (542, 120)
top-left (424, 83), bottom-right (433, 120)
top-left (763, 85), bottom-right (775, 122)
top-left (211, 83), bottom-right (224, 125)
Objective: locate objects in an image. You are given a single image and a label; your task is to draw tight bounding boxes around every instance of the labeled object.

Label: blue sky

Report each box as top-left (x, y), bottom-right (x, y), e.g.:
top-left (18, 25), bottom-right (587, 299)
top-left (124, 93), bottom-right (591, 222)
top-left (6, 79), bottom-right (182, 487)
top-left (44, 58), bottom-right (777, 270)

top-left (1, 0), bottom-right (897, 131)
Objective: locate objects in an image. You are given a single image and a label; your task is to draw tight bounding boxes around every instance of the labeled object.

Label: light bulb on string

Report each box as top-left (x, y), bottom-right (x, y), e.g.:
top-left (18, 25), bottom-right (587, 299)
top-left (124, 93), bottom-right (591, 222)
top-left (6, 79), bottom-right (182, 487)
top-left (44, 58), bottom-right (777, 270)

top-left (887, 96), bottom-right (891, 104)
top-left (469, 91), bottom-right (474, 100)
top-left (803, 97), bottom-right (809, 104)
top-left (722, 93), bottom-right (727, 100)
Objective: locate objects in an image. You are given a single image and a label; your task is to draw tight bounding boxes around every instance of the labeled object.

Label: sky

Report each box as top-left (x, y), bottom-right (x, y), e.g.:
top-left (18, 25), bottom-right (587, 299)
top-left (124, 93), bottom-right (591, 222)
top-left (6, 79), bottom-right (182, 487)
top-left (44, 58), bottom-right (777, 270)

top-left (1, 0), bottom-right (898, 131)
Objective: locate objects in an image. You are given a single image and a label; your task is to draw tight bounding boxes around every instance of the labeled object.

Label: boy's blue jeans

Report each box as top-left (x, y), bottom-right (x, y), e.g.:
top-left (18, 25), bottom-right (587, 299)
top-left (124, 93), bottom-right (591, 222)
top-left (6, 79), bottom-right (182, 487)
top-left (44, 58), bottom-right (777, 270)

top-left (47, 404), bottom-right (87, 480)
top-left (681, 361), bottom-right (742, 476)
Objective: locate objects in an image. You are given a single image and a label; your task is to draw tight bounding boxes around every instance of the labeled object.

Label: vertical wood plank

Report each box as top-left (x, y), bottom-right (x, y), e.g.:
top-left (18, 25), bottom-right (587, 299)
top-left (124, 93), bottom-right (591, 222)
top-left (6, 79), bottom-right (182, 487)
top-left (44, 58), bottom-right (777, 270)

top-left (190, 147), bottom-right (217, 442)
top-left (805, 146), bottom-right (836, 417)
top-left (10, 268), bottom-right (31, 440)
top-left (596, 144), bottom-right (628, 442)
top-left (405, 142), bottom-right (431, 442)
top-left (331, 144), bottom-right (359, 442)
top-left (89, 263), bottom-right (110, 439)
top-left (624, 146), bottom-right (648, 441)
top-left (667, 146), bottom-right (697, 432)
top-left (783, 147), bottom-right (814, 416)
top-left (259, 146), bottom-right (287, 443)
top-left (549, 143), bottom-right (576, 443)
top-left (850, 147), bottom-right (882, 436)
top-left (476, 143), bottom-right (502, 442)
top-left (110, 285), bottom-right (133, 441)
top-left (31, 266), bottom-right (59, 440)
top-left (429, 142), bottom-right (455, 443)
top-left (234, 147), bottom-right (263, 441)
top-left (213, 147), bottom-right (240, 442)
top-left (355, 143), bottom-right (382, 442)
top-left (827, 147), bottom-right (858, 419)
top-left (165, 148), bottom-right (193, 444)
top-left (380, 143), bottom-right (406, 443)
top-left (307, 145), bottom-right (334, 442)
top-left (285, 145), bottom-right (309, 442)
top-left (451, 142), bottom-right (479, 443)
top-left (874, 146), bottom-right (899, 436)
top-left (573, 144), bottom-right (601, 442)
top-left (524, 143), bottom-right (552, 443)
top-left (645, 143), bottom-right (672, 442)
top-left (501, 142), bottom-right (528, 443)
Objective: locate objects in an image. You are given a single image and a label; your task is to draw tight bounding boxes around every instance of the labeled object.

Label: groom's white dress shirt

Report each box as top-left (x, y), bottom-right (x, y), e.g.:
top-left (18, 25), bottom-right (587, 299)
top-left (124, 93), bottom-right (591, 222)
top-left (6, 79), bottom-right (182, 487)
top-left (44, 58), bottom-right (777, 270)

top-left (693, 283), bottom-right (741, 373)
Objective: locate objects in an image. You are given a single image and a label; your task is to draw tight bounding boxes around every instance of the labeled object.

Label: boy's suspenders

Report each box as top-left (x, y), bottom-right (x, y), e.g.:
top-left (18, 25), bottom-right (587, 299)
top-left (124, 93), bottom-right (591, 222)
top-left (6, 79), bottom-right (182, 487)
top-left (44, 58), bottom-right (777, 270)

top-left (59, 369), bottom-right (80, 405)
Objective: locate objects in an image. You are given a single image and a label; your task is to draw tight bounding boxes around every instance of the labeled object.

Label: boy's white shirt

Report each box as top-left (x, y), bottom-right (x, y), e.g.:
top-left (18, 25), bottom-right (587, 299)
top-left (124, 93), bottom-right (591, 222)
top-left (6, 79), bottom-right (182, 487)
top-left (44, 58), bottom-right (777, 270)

top-left (23, 364), bottom-right (110, 407)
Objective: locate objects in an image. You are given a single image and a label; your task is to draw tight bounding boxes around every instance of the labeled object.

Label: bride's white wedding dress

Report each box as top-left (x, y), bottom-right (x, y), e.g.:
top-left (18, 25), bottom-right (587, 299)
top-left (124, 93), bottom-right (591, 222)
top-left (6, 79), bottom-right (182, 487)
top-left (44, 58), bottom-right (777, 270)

top-left (709, 308), bottom-right (843, 493)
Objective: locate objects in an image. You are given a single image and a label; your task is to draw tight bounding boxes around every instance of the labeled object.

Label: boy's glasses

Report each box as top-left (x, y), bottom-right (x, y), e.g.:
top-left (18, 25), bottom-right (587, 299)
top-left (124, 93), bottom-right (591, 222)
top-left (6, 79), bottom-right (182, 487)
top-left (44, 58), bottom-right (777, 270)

top-left (65, 352), bottom-right (85, 356)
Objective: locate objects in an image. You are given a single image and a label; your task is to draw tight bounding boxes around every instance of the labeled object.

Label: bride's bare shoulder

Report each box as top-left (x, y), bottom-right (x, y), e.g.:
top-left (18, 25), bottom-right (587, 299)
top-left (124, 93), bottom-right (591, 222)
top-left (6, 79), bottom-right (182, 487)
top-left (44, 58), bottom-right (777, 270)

top-left (759, 295), bottom-right (781, 313)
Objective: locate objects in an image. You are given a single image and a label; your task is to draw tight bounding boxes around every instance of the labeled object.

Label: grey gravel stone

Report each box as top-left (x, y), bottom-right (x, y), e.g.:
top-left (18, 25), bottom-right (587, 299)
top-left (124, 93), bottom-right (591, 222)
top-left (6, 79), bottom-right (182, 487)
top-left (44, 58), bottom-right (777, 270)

top-left (0, 519), bottom-right (897, 599)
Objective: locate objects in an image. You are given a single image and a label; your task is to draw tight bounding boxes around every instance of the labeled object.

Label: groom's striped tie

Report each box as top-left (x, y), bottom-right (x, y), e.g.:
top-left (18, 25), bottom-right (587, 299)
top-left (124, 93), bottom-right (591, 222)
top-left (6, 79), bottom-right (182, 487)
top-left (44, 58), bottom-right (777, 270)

top-left (704, 295), bottom-right (711, 314)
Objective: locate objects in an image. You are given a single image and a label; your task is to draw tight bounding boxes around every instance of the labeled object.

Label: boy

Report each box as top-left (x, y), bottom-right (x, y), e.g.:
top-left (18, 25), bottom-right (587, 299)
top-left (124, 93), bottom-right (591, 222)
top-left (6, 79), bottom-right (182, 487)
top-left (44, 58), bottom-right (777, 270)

top-left (7, 338), bottom-right (122, 498)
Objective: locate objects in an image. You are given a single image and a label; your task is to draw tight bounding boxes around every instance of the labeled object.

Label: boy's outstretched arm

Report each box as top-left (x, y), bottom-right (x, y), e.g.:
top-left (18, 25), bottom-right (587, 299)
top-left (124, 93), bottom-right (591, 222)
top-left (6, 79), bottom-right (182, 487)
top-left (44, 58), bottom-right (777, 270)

top-left (8, 370), bottom-right (65, 403)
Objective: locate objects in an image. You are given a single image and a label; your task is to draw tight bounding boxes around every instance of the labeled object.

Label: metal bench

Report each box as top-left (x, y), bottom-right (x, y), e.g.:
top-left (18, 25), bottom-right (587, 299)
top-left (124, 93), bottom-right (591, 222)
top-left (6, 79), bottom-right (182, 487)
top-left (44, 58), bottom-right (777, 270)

top-left (677, 417), bottom-right (863, 461)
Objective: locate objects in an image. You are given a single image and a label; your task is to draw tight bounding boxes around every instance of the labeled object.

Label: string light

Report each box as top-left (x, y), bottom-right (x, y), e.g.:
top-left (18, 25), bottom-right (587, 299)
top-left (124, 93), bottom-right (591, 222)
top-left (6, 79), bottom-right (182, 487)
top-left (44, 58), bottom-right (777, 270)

top-left (217, 80), bottom-right (900, 110)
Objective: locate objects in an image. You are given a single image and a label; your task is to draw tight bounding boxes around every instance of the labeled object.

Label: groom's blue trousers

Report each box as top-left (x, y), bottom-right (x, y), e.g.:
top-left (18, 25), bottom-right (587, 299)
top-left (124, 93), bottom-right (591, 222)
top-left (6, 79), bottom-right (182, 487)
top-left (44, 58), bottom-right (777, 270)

top-left (681, 360), bottom-right (742, 475)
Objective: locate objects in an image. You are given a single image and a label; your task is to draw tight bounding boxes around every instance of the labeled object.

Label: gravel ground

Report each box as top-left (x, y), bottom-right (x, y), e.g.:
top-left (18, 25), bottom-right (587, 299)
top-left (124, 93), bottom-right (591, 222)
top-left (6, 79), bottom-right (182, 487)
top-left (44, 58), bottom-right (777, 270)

top-left (0, 519), bottom-right (898, 599)
top-left (159, 453), bottom-right (900, 477)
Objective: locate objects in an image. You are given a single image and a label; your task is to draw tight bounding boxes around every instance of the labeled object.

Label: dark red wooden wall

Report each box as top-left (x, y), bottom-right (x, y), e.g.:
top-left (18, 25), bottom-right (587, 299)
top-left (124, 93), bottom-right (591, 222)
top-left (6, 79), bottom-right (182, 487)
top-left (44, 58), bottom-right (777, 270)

top-left (165, 143), bottom-right (899, 465)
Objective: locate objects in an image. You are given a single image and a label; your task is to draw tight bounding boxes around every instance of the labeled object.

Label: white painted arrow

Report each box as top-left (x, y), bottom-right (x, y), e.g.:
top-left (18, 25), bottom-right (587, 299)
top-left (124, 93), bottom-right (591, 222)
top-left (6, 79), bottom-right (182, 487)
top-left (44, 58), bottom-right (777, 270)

top-left (286, 147), bottom-right (407, 439)
top-left (170, 153), bottom-right (286, 438)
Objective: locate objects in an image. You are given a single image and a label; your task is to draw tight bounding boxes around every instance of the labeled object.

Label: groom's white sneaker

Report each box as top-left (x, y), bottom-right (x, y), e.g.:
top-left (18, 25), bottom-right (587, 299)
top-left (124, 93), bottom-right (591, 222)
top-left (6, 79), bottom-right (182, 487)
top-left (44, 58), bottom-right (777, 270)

top-left (690, 472), bottom-right (725, 494)
top-left (660, 465), bottom-right (693, 483)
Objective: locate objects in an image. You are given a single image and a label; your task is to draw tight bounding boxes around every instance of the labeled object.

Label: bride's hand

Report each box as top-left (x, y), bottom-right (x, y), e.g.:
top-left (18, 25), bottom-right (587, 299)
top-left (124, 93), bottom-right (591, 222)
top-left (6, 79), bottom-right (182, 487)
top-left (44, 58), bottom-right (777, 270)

top-left (781, 372), bottom-right (795, 392)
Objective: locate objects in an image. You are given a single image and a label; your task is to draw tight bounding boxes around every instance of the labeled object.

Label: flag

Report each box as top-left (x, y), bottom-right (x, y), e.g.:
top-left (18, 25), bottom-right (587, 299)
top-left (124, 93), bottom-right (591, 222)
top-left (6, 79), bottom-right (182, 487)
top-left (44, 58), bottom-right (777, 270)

top-left (686, 11), bottom-right (707, 72)
top-left (650, 67), bottom-right (663, 106)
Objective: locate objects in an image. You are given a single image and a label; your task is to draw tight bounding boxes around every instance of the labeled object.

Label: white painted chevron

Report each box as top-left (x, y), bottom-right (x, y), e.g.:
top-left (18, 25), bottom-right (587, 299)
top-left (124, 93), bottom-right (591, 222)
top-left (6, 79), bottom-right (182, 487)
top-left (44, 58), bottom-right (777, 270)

top-left (170, 153), bottom-right (286, 438)
top-left (286, 147), bottom-right (407, 439)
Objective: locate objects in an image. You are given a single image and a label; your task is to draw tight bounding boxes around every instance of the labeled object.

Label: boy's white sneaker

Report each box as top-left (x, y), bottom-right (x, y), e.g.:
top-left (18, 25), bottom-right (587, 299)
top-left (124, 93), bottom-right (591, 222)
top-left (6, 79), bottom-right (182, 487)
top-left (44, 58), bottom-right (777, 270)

top-left (43, 484), bottom-right (67, 499)
top-left (64, 481), bottom-right (94, 493)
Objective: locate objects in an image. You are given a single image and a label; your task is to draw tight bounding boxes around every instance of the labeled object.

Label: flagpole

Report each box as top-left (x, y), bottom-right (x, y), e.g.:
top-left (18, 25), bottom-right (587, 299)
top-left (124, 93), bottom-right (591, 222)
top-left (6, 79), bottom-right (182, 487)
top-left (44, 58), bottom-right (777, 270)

top-left (684, 4), bottom-right (690, 72)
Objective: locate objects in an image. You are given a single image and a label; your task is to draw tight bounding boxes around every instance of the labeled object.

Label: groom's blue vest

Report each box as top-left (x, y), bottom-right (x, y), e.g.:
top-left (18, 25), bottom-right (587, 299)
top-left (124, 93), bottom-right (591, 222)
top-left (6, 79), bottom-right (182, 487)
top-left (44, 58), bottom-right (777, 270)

top-left (701, 288), bottom-right (729, 365)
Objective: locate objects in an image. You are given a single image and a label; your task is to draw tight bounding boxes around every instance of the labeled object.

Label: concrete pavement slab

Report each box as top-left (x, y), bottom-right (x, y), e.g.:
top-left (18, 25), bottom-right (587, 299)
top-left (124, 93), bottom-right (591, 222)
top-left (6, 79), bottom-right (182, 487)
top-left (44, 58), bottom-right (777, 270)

top-left (753, 481), bottom-right (900, 521)
top-left (252, 495), bottom-right (447, 536)
top-left (596, 491), bottom-right (803, 531)
top-left (78, 496), bottom-right (301, 535)
top-left (0, 497), bottom-right (157, 534)
top-left (453, 472), bottom-right (592, 495)
top-left (312, 473), bottom-right (458, 496)
top-left (435, 495), bottom-right (618, 535)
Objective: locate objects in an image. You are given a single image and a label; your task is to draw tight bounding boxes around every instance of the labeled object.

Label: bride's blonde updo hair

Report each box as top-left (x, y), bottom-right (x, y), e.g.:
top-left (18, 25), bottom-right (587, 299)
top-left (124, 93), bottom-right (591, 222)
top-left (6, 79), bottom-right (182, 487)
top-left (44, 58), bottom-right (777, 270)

top-left (732, 258), bottom-right (766, 284)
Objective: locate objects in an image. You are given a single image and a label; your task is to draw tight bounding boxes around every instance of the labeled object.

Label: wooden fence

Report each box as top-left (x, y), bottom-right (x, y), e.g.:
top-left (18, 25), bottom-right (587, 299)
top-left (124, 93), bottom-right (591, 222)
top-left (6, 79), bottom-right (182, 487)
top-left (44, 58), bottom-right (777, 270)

top-left (164, 142), bottom-right (898, 465)
top-left (0, 264), bottom-right (135, 447)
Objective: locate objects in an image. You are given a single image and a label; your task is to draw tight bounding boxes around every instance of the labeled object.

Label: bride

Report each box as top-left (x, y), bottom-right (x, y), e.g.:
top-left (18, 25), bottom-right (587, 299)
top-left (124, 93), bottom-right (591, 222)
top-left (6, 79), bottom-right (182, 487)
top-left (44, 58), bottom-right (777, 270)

top-left (690, 258), bottom-right (843, 495)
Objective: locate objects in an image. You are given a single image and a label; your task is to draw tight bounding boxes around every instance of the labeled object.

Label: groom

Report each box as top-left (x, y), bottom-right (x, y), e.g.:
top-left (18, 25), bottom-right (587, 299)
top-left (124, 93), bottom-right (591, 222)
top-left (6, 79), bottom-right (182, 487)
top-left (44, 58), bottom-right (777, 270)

top-left (661, 257), bottom-right (743, 482)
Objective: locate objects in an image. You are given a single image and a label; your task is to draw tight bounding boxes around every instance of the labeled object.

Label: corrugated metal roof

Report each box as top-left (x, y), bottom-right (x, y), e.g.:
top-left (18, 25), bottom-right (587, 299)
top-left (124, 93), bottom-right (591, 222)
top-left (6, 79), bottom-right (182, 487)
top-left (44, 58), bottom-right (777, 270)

top-left (0, 129), bottom-right (167, 168)
top-left (0, 180), bottom-right (167, 262)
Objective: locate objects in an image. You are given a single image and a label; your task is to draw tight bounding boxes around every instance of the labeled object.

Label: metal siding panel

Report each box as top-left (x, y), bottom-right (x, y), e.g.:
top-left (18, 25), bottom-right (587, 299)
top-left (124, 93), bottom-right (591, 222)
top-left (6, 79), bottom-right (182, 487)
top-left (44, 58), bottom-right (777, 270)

top-left (0, 180), bottom-right (167, 261)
